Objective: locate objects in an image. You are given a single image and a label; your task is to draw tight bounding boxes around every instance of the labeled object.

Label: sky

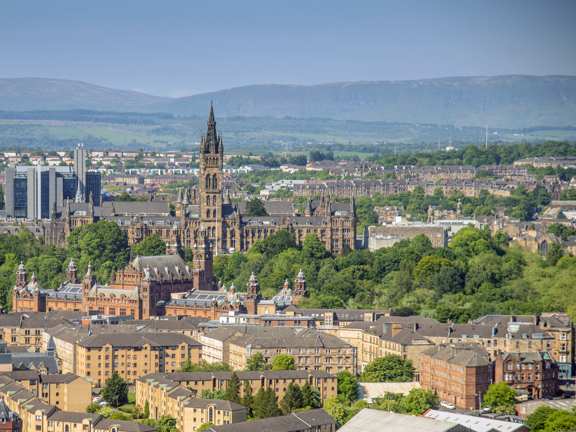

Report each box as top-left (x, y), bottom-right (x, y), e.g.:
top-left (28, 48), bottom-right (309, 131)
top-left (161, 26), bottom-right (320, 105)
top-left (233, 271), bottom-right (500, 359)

top-left (1, 0), bottom-right (575, 98)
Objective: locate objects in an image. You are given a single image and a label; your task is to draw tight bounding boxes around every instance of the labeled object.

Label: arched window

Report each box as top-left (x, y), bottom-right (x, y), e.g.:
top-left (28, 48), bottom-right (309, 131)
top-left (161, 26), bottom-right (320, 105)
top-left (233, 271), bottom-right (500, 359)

top-left (213, 209), bottom-right (217, 218)
top-left (65, 426), bottom-right (69, 432)
top-left (206, 196), bottom-right (210, 206)
top-left (206, 210), bottom-right (210, 218)
top-left (212, 174), bottom-right (218, 189)
top-left (231, 230), bottom-right (235, 238)
top-left (209, 406), bottom-right (214, 423)
top-left (212, 196), bottom-right (217, 205)
top-left (206, 175), bottom-right (211, 189)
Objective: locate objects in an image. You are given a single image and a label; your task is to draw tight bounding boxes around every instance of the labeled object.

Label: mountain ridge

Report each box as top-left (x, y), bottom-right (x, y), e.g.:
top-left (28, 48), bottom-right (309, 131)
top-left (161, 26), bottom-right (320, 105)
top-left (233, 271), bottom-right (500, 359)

top-left (0, 75), bottom-right (575, 128)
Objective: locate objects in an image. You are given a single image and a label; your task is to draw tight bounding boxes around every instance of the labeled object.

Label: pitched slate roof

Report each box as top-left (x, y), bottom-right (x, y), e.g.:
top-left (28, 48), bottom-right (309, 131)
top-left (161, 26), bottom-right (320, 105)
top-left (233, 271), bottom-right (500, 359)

top-left (207, 408), bottom-right (335, 432)
top-left (76, 332), bottom-right (200, 348)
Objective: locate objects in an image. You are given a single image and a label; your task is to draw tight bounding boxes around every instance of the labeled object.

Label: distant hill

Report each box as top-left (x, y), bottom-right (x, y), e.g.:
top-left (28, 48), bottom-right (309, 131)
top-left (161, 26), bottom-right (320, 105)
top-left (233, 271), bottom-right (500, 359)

top-left (1, 76), bottom-right (575, 128)
top-left (0, 78), bottom-right (169, 112)
top-left (151, 75), bottom-right (576, 128)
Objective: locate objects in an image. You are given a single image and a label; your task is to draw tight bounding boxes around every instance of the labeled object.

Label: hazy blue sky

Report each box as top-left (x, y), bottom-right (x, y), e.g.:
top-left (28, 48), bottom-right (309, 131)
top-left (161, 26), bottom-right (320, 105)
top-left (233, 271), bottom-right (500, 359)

top-left (1, 0), bottom-right (575, 98)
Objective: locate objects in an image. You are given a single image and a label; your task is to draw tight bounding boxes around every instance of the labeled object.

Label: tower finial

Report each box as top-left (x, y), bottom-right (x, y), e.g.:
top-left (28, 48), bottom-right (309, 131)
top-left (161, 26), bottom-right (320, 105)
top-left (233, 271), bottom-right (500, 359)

top-left (209, 101), bottom-right (215, 124)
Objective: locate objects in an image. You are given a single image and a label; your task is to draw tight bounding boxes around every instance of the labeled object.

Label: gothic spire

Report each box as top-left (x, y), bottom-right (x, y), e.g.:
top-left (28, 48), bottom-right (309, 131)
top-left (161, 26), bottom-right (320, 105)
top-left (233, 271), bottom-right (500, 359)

top-left (208, 101), bottom-right (215, 124)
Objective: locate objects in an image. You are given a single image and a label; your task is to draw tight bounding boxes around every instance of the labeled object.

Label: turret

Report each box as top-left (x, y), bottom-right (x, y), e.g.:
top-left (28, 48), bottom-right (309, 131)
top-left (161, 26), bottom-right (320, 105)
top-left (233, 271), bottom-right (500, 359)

top-left (293, 269), bottom-right (308, 305)
top-left (244, 272), bottom-right (261, 315)
top-left (15, 261), bottom-right (27, 288)
top-left (66, 259), bottom-right (78, 284)
top-left (192, 223), bottom-right (214, 291)
top-left (305, 198), bottom-right (312, 217)
top-left (223, 189), bottom-right (231, 205)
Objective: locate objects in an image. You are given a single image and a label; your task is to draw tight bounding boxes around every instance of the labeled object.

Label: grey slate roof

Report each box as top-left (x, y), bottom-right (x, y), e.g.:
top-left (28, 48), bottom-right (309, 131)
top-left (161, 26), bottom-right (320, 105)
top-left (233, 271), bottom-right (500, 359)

top-left (184, 398), bottom-right (245, 411)
top-left (12, 352), bottom-right (59, 374)
top-left (207, 408), bottom-right (335, 432)
top-left (77, 332), bottom-right (201, 348)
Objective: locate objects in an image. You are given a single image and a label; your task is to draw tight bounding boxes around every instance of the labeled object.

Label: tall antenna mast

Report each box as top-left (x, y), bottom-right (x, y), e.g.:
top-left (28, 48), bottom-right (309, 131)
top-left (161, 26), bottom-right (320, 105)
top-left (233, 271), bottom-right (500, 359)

top-left (285, 142), bottom-right (288, 159)
top-left (485, 125), bottom-right (488, 148)
top-left (394, 142), bottom-right (397, 156)
top-left (437, 139), bottom-right (440, 151)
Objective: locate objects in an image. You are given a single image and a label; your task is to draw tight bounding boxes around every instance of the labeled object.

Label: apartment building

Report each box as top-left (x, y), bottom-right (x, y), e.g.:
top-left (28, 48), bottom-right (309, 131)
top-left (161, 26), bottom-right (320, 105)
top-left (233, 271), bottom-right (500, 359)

top-left (75, 332), bottom-right (202, 386)
top-left (419, 317), bottom-right (573, 376)
top-left (420, 344), bottom-right (492, 410)
top-left (281, 305), bottom-right (389, 328)
top-left (472, 314), bottom-right (575, 378)
top-left (327, 316), bottom-right (437, 374)
top-left (227, 328), bottom-right (358, 375)
top-left (0, 376), bottom-right (150, 432)
top-left (0, 311), bottom-right (84, 351)
top-left (494, 351), bottom-right (559, 399)
top-left (159, 369), bottom-right (337, 402)
top-left (135, 373), bottom-right (245, 431)
top-left (0, 371), bottom-right (91, 412)
top-left (513, 156), bottom-right (576, 168)
top-left (43, 323), bottom-right (163, 375)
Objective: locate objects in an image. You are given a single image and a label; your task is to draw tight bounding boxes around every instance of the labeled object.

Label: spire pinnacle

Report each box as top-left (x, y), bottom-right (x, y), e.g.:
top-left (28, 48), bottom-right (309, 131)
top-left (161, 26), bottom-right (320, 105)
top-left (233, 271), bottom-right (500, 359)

top-left (208, 101), bottom-right (215, 124)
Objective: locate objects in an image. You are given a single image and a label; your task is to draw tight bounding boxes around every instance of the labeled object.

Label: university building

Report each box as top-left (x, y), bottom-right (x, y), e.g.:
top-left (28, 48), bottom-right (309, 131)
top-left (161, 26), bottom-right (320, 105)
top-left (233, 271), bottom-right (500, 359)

top-left (47, 105), bottom-right (356, 254)
top-left (13, 229), bottom-right (308, 320)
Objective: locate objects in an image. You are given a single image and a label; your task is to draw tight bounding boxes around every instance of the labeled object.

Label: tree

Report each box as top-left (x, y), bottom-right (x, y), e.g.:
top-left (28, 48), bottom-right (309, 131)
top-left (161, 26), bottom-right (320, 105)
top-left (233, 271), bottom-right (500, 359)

top-left (246, 353), bottom-right (268, 371)
top-left (413, 255), bottom-right (453, 282)
top-left (402, 388), bottom-right (439, 415)
top-left (261, 230), bottom-right (297, 257)
top-left (86, 403), bottom-right (101, 413)
top-left (241, 380), bottom-right (253, 416)
top-left (225, 372), bottom-right (241, 404)
top-left (303, 233), bottom-right (328, 261)
top-left (101, 371), bottom-right (129, 406)
top-left (337, 371), bottom-right (359, 403)
top-left (483, 382), bottom-right (518, 415)
top-left (131, 233), bottom-right (166, 257)
top-left (67, 220), bottom-right (129, 276)
top-left (198, 423), bottom-right (214, 431)
top-left (178, 359), bottom-right (232, 372)
top-left (301, 381), bottom-right (321, 409)
top-left (116, 192), bottom-right (134, 202)
top-left (542, 410), bottom-right (576, 432)
top-left (201, 389), bottom-right (227, 400)
top-left (546, 243), bottom-right (563, 266)
top-left (280, 383), bottom-right (304, 414)
top-left (359, 355), bottom-right (414, 382)
top-left (144, 400), bottom-right (150, 418)
top-left (525, 406), bottom-right (557, 432)
top-left (245, 198), bottom-right (269, 216)
top-left (156, 415), bottom-right (178, 432)
top-left (323, 396), bottom-right (348, 427)
top-left (253, 388), bottom-right (282, 419)
top-left (272, 354), bottom-right (296, 371)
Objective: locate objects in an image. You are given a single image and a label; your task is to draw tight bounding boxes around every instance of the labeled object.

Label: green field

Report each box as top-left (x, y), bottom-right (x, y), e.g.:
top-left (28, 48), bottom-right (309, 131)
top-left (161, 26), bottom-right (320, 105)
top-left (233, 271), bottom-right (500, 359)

top-left (0, 110), bottom-right (573, 152)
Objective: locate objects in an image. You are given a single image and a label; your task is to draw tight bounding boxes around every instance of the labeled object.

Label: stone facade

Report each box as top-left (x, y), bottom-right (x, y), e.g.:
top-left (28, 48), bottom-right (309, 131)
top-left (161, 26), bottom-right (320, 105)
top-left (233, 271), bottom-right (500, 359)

top-left (47, 106), bottom-right (356, 254)
top-left (14, 230), bottom-right (308, 321)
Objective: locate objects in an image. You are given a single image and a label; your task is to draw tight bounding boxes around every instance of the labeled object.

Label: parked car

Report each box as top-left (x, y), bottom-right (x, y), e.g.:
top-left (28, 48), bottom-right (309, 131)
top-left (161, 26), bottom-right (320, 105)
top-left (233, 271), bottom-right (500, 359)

top-left (440, 401), bottom-right (447, 407)
top-left (561, 394), bottom-right (571, 399)
top-left (99, 401), bottom-right (108, 406)
top-left (92, 397), bottom-right (102, 403)
top-left (482, 406), bottom-right (491, 413)
top-left (545, 396), bottom-right (554, 400)
top-left (445, 403), bottom-right (455, 410)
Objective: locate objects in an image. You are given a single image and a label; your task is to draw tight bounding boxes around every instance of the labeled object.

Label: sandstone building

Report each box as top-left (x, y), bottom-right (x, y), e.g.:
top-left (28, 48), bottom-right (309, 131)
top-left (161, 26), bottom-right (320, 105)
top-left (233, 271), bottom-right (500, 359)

top-left (47, 105), bottom-right (356, 254)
